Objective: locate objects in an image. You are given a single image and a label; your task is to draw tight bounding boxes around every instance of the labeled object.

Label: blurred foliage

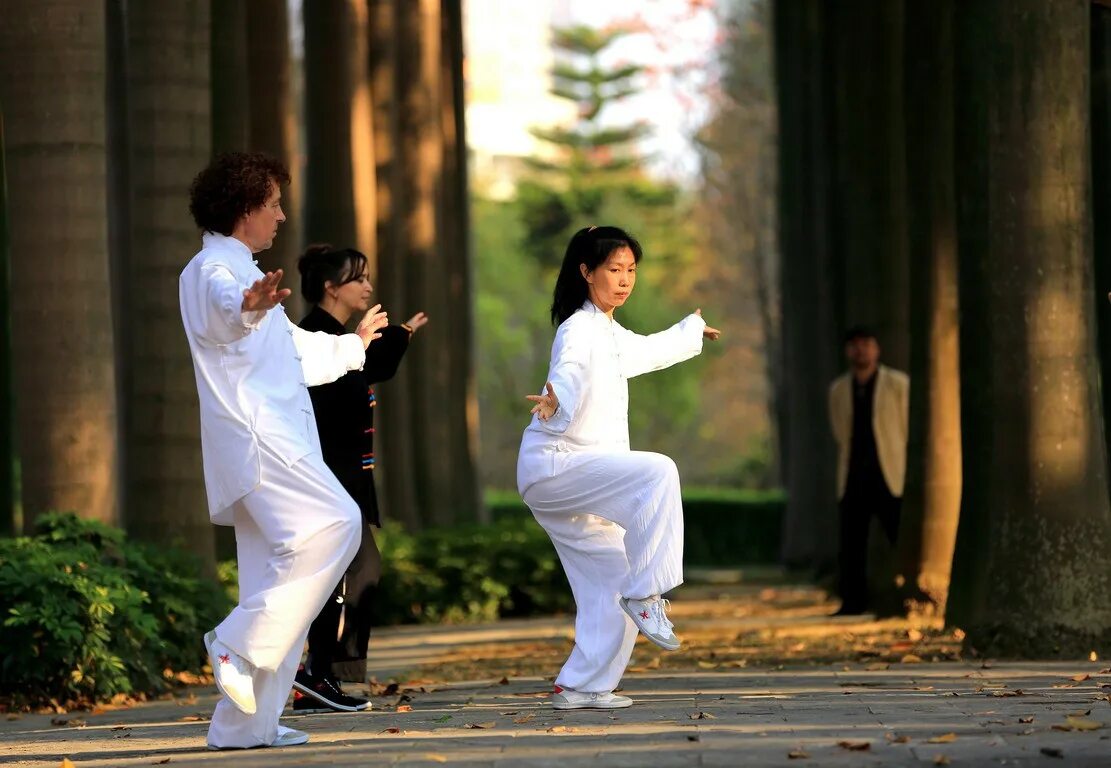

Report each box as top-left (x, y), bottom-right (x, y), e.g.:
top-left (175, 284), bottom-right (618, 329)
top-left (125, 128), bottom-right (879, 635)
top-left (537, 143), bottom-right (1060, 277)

top-left (0, 513), bottom-right (230, 708)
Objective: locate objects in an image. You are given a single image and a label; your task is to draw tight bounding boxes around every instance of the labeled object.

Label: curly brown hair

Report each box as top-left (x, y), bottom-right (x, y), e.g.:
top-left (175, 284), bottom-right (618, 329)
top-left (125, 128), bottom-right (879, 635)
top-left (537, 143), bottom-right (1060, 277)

top-left (188, 152), bottom-right (291, 235)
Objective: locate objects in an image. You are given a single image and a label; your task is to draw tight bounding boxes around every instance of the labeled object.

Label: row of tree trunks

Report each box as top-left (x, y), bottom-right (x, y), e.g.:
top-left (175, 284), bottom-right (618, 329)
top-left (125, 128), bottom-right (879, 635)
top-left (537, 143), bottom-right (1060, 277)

top-left (0, 2), bottom-right (121, 530)
top-left (947, 0), bottom-right (1111, 656)
top-left (374, 0), bottom-right (482, 528)
top-left (773, 0), bottom-right (839, 572)
top-left (899, 0), bottom-right (960, 613)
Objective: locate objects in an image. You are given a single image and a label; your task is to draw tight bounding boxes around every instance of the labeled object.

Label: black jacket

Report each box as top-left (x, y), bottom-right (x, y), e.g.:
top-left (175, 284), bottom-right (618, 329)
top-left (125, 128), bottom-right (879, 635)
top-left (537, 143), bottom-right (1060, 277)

top-left (299, 305), bottom-right (410, 525)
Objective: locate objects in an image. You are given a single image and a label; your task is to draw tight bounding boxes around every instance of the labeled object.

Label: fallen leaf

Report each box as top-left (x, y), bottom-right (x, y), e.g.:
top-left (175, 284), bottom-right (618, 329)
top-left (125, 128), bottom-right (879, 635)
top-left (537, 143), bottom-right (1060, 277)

top-left (1053, 682), bottom-right (1080, 689)
top-left (697, 660), bottom-right (719, 669)
top-left (885, 733), bottom-right (910, 744)
top-left (837, 740), bottom-right (871, 751)
top-left (992, 689), bottom-right (1025, 697)
top-left (382, 683), bottom-right (400, 697)
top-left (6, 714), bottom-right (21, 721)
top-left (396, 705), bottom-right (413, 713)
top-left (434, 714), bottom-right (452, 723)
top-left (513, 714), bottom-right (534, 724)
top-left (901, 654), bottom-right (923, 664)
top-left (1041, 747), bottom-right (1064, 758)
top-left (380, 727), bottom-right (402, 734)
top-left (1100, 667), bottom-right (1111, 674)
top-left (547, 725), bottom-right (570, 733)
top-left (1018, 716), bottom-right (1035, 724)
top-left (498, 677), bottom-right (509, 685)
top-left (927, 733), bottom-right (957, 744)
top-left (908, 628), bottom-right (924, 642)
top-left (62, 761), bottom-right (76, 768)
top-left (423, 756), bottom-right (448, 764)
top-left (981, 660), bottom-right (995, 669)
top-left (1091, 652), bottom-right (1099, 662)
top-left (689, 711), bottom-right (717, 720)
top-left (934, 756), bottom-right (950, 766)
top-left (1072, 674), bottom-right (1092, 683)
top-left (152, 760), bottom-right (171, 766)
top-left (787, 749), bottom-right (810, 759)
top-left (466, 721), bottom-right (497, 729)
top-left (1065, 716), bottom-right (1103, 732)
top-left (865, 663), bottom-right (890, 671)
top-left (1069, 709), bottom-right (1092, 717)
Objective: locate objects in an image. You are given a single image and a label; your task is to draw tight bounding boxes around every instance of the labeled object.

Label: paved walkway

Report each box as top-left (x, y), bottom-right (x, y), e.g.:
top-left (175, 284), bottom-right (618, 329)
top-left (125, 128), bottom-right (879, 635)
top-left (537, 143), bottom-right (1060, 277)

top-left (3, 577), bottom-right (1110, 766)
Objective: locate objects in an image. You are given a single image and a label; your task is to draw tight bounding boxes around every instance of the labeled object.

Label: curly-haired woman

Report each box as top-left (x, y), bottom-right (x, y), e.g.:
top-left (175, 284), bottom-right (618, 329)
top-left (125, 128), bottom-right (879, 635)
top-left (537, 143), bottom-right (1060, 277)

top-left (179, 152), bottom-right (388, 750)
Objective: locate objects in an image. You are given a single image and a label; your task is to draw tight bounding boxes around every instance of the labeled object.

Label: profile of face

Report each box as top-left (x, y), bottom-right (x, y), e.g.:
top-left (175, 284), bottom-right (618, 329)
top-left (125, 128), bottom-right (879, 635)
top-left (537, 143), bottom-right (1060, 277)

top-left (326, 260), bottom-right (373, 315)
top-left (581, 245), bottom-right (637, 312)
top-left (845, 336), bottom-right (880, 370)
top-left (239, 181), bottom-right (286, 252)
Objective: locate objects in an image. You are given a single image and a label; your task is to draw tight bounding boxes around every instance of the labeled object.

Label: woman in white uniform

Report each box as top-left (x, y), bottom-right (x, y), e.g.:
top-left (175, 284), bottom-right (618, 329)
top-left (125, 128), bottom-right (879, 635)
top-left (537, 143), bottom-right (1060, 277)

top-left (518, 226), bottom-right (721, 710)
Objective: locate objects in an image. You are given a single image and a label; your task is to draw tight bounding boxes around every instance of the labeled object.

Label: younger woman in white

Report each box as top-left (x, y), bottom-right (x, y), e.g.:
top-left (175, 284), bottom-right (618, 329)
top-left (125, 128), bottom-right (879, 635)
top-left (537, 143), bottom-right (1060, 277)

top-left (517, 226), bottom-right (721, 710)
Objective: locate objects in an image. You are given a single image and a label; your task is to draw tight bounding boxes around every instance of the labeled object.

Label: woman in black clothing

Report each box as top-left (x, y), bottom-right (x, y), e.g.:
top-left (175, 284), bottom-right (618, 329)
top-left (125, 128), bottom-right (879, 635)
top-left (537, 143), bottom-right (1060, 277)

top-left (292, 244), bottom-right (427, 713)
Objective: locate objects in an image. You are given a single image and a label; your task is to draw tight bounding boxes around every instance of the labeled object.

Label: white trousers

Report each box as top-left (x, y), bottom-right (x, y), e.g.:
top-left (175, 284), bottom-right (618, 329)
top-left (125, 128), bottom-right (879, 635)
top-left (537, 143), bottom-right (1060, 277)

top-left (206, 443), bottom-right (361, 749)
top-left (522, 450), bottom-right (684, 694)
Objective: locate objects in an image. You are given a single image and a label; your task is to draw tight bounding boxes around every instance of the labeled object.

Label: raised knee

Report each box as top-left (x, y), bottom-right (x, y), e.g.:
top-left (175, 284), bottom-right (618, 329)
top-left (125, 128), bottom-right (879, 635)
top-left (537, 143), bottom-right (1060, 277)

top-left (648, 454), bottom-right (680, 484)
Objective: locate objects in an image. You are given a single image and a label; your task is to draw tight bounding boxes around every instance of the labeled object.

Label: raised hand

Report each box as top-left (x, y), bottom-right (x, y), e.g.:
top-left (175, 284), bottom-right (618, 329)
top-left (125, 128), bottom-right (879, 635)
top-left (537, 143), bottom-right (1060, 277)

top-left (694, 308), bottom-right (722, 341)
top-left (356, 304), bottom-right (390, 349)
top-left (526, 382), bottom-right (560, 421)
top-left (405, 311), bottom-right (429, 332)
top-left (241, 270), bottom-right (292, 313)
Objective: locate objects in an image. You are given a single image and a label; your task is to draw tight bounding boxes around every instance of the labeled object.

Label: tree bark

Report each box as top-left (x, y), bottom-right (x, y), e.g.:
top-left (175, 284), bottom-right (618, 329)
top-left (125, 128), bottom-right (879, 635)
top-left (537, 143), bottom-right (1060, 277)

top-left (303, 0), bottom-right (375, 263)
top-left (210, 0), bottom-right (250, 155)
top-left (948, 0), bottom-right (1111, 656)
top-left (0, 111), bottom-right (13, 535)
top-left (119, 0), bottom-right (214, 569)
top-left (1092, 1), bottom-right (1111, 498)
top-left (774, 0), bottom-right (840, 571)
top-left (898, 0), bottom-right (961, 614)
top-left (246, 0), bottom-right (304, 318)
top-left (0, 1), bottom-right (121, 529)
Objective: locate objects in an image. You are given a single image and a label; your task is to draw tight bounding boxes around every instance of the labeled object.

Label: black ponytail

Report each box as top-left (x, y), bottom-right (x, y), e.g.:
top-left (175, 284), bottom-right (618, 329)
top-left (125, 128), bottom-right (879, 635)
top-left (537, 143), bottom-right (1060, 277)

top-left (550, 226), bottom-right (642, 326)
top-left (297, 244), bottom-right (369, 304)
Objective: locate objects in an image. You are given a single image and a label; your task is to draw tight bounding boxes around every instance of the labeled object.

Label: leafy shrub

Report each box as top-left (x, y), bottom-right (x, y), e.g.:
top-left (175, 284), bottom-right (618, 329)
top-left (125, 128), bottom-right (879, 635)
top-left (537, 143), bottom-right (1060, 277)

top-left (0, 513), bottom-right (230, 708)
top-left (373, 517), bottom-right (573, 624)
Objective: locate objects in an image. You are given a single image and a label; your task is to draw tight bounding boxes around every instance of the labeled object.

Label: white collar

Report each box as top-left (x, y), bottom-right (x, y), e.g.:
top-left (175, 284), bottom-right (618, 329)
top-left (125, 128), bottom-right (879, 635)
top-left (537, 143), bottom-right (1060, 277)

top-left (202, 231), bottom-right (256, 266)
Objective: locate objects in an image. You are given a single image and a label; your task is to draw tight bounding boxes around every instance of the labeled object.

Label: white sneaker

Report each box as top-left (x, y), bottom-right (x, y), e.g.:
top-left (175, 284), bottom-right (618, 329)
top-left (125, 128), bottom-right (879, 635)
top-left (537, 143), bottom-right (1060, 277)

top-left (621, 596), bottom-right (681, 651)
top-left (551, 686), bottom-right (633, 710)
top-left (204, 630), bottom-right (257, 715)
top-left (272, 726), bottom-right (309, 747)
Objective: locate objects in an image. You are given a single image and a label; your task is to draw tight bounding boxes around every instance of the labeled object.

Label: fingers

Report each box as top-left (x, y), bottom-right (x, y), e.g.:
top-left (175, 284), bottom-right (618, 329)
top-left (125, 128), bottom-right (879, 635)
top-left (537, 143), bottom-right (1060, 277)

top-left (545, 382), bottom-right (556, 397)
top-left (525, 395), bottom-right (543, 403)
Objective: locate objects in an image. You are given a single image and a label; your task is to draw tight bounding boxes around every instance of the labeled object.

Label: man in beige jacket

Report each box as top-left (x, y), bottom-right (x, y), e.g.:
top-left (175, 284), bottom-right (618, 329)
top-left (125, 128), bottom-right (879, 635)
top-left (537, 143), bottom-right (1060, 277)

top-left (828, 327), bottom-right (909, 615)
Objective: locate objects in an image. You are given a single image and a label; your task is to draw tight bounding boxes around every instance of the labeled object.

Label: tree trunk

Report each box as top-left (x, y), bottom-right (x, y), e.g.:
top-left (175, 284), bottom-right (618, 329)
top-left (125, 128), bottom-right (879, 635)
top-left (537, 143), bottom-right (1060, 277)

top-left (210, 0), bottom-right (249, 155)
top-left (0, 2), bottom-right (121, 530)
top-left (1092, 1), bottom-right (1111, 496)
top-left (303, 0), bottom-right (375, 260)
top-left (0, 110), bottom-right (14, 535)
top-left (828, 0), bottom-right (909, 371)
top-left (247, 0), bottom-right (304, 318)
top-left (948, 0), bottom-right (1111, 656)
top-left (897, 0), bottom-right (961, 614)
top-left (119, 0), bottom-right (214, 569)
top-left (774, 0), bottom-right (840, 571)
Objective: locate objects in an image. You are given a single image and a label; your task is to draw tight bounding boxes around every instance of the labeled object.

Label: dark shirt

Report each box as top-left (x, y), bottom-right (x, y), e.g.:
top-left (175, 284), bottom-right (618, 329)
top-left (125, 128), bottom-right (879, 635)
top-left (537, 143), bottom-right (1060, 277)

top-left (846, 370), bottom-right (883, 493)
top-left (299, 305), bottom-right (411, 525)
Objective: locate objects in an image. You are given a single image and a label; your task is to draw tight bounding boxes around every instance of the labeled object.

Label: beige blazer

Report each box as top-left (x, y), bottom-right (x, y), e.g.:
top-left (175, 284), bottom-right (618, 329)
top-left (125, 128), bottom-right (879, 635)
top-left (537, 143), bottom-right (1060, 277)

top-left (829, 365), bottom-right (910, 499)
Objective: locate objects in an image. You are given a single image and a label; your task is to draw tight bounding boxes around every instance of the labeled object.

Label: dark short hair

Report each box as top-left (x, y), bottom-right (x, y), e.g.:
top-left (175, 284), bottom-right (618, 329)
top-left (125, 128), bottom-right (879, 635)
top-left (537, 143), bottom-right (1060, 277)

top-left (843, 325), bottom-right (878, 344)
top-left (550, 226), bottom-right (642, 326)
top-left (298, 244), bottom-right (370, 304)
top-left (188, 152), bottom-right (290, 235)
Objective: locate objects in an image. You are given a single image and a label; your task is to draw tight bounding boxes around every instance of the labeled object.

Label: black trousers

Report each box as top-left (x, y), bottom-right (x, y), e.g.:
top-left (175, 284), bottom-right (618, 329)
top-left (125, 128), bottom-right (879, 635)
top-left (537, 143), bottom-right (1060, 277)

top-left (838, 477), bottom-right (901, 613)
top-left (305, 522), bottom-right (381, 683)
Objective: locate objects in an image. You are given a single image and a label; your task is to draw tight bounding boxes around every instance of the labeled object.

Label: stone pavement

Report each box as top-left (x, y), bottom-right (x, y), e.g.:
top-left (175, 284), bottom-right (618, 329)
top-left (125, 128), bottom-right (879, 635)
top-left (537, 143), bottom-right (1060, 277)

top-left (3, 577), bottom-right (1110, 766)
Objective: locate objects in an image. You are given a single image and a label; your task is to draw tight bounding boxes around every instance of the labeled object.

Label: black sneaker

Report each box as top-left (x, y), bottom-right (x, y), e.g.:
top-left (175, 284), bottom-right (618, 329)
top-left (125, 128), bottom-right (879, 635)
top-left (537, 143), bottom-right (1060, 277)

top-left (292, 667), bottom-right (371, 713)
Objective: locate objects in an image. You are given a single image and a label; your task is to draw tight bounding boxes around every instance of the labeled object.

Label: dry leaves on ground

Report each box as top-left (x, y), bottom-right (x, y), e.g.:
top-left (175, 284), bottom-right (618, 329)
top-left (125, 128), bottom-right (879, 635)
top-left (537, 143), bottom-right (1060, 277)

top-left (396, 705), bottom-right (413, 713)
top-left (884, 733), bottom-right (910, 744)
top-left (1052, 716), bottom-right (1103, 732)
top-left (465, 721), bottom-right (496, 729)
top-left (837, 740), bottom-right (871, 751)
top-left (513, 714), bottom-right (534, 724)
top-left (933, 755), bottom-right (950, 766)
top-left (926, 733), bottom-right (957, 744)
top-left (689, 711), bottom-right (716, 720)
top-left (60, 761), bottom-right (75, 768)
top-left (787, 749), bottom-right (810, 759)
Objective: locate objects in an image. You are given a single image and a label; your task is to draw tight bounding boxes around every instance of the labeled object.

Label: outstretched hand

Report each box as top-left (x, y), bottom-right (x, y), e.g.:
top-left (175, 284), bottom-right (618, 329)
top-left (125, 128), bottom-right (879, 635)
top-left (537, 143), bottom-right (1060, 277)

top-left (242, 270), bottom-right (292, 313)
top-left (694, 308), bottom-right (722, 341)
top-left (527, 382), bottom-right (560, 421)
top-left (356, 304), bottom-right (390, 349)
top-left (406, 311), bottom-right (430, 332)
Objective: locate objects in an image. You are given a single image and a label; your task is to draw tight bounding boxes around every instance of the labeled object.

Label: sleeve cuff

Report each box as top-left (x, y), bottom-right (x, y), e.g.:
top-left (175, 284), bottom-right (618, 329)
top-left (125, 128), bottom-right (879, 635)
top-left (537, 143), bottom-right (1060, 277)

top-left (341, 333), bottom-right (366, 371)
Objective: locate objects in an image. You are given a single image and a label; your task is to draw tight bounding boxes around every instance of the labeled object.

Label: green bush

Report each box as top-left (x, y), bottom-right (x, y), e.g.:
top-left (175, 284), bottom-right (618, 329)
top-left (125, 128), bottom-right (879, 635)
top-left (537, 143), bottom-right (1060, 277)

top-left (486, 487), bottom-right (785, 566)
top-left (0, 513), bottom-right (231, 708)
top-left (374, 517), bottom-right (573, 624)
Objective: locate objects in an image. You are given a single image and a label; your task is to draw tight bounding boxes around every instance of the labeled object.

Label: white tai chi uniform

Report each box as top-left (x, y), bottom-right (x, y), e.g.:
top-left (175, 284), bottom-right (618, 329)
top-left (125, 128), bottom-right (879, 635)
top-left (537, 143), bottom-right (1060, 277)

top-left (180, 232), bottom-right (367, 748)
top-left (517, 301), bottom-right (705, 694)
